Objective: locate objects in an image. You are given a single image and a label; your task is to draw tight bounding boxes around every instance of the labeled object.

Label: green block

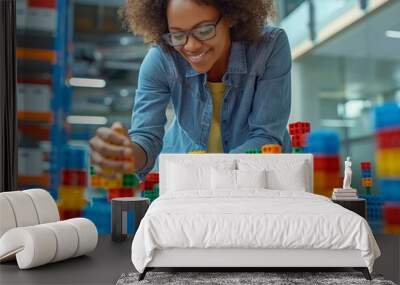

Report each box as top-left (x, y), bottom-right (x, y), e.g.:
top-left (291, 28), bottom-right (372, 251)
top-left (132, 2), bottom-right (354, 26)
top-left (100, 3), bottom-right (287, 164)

top-left (292, 147), bottom-right (304, 153)
top-left (123, 174), bottom-right (139, 187)
top-left (90, 166), bottom-right (95, 175)
top-left (245, 149), bottom-right (261, 154)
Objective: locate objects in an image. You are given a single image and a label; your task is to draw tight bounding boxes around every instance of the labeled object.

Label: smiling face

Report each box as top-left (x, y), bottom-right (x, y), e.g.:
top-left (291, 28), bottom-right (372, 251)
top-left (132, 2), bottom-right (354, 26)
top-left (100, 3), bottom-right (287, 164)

top-left (166, 0), bottom-right (232, 81)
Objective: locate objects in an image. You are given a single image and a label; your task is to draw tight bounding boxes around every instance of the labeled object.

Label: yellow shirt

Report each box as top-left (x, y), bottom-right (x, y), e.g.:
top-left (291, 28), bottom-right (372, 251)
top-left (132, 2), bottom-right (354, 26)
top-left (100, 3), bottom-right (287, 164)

top-left (207, 82), bottom-right (225, 153)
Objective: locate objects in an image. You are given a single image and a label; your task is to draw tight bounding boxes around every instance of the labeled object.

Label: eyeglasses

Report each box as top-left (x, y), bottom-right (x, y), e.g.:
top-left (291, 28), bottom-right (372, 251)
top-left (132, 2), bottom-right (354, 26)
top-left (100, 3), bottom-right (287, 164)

top-left (162, 16), bottom-right (222, 47)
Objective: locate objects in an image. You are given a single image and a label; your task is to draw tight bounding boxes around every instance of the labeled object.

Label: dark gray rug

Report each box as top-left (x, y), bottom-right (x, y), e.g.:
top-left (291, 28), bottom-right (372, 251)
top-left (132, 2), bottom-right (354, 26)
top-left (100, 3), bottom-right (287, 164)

top-left (116, 271), bottom-right (396, 285)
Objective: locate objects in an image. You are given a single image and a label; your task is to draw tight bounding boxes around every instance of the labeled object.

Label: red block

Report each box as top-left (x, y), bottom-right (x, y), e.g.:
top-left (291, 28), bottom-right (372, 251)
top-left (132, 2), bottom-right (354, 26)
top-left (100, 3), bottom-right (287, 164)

top-left (291, 134), bottom-right (308, 147)
top-left (59, 209), bottom-right (82, 220)
top-left (289, 121), bottom-right (311, 135)
top-left (28, 0), bottom-right (56, 8)
top-left (146, 172), bottom-right (159, 183)
top-left (314, 156), bottom-right (340, 172)
top-left (139, 181), bottom-right (155, 190)
top-left (61, 169), bottom-right (87, 186)
top-left (376, 128), bottom-right (400, 149)
top-left (360, 161), bottom-right (371, 170)
top-left (383, 203), bottom-right (400, 225)
top-left (108, 188), bottom-right (134, 201)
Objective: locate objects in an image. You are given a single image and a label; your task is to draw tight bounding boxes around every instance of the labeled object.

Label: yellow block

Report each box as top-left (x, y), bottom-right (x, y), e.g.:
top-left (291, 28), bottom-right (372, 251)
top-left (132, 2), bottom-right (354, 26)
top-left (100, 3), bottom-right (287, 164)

top-left (57, 199), bottom-right (86, 211)
top-left (376, 148), bottom-right (400, 177)
top-left (188, 150), bottom-right (207, 154)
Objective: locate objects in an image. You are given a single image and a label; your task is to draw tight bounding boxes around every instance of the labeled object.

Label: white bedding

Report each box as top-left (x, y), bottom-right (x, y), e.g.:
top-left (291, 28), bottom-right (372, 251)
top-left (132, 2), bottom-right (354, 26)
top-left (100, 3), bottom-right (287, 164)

top-left (131, 190), bottom-right (380, 273)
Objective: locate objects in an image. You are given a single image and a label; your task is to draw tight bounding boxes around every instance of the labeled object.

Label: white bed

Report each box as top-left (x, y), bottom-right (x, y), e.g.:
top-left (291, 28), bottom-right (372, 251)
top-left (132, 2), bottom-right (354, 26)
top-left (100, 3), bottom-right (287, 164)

top-left (131, 154), bottom-right (380, 280)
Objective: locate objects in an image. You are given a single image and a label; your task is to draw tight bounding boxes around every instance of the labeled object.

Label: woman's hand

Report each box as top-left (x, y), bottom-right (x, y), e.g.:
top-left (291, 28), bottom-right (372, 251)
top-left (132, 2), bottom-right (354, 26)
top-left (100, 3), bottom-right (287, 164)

top-left (89, 122), bottom-right (135, 178)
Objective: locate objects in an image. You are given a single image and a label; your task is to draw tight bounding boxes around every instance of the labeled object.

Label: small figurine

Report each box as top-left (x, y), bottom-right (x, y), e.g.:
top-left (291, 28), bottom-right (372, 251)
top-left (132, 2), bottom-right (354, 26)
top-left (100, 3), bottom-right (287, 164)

top-left (343, 156), bottom-right (352, 189)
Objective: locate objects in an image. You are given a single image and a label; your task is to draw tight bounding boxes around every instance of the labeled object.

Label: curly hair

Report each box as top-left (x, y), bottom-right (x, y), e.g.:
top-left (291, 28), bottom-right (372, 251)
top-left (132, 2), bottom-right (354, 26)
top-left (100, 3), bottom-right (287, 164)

top-left (120, 0), bottom-right (275, 50)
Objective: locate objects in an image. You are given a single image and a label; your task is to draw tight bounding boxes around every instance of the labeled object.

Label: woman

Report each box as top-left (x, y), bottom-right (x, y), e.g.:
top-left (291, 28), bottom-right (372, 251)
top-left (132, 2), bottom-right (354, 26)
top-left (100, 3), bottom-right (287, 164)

top-left (89, 0), bottom-right (292, 178)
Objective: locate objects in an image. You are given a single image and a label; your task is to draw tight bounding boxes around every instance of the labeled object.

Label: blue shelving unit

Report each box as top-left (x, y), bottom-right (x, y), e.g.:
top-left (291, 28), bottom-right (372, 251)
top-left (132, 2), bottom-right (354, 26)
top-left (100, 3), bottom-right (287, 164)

top-left (50, 0), bottom-right (72, 199)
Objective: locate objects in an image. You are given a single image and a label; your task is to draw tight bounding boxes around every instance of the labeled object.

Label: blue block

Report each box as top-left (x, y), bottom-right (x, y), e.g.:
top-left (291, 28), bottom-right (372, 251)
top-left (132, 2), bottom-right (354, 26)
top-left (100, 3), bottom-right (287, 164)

top-left (360, 194), bottom-right (384, 222)
top-left (307, 130), bottom-right (340, 155)
top-left (62, 145), bottom-right (88, 169)
top-left (361, 170), bottom-right (372, 178)
top-left (379, 179), bottom-right (400, 202)
top-left (84, 197), bottom-right (111, 234)
top-left (374, 102), bottom-right (400, 130)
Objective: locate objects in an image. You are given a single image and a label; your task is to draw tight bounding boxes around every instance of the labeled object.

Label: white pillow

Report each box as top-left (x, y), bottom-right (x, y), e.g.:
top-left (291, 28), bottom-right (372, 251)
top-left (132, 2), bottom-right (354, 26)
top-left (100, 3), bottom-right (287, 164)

top-left (236, 169), bottom-right (267, 189)
top-left (211, 169), bottom-right (267, 190)
top-left (211, 168), bottom-right (236, 190)
top-left (167, 160), bottom-right (236, 191)
top-left (237, 159), bottom-right (308, 191)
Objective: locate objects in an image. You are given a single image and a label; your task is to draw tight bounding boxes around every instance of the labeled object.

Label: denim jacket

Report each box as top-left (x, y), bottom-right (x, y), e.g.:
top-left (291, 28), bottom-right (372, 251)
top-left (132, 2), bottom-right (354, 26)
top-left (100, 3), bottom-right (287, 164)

top-left (129, 26), bottom-right (292, 177)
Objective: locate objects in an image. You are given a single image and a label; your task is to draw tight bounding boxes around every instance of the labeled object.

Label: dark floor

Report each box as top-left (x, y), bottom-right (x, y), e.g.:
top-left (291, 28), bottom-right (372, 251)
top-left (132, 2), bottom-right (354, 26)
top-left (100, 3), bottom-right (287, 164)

top-left (1, 234), bottom-right (399, 285)
top-left (0, 235), bottom-right (134, 285)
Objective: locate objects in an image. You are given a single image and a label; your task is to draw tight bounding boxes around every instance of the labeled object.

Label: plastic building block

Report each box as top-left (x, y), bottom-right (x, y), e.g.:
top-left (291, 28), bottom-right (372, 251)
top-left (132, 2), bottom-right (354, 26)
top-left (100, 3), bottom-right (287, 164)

top-left (290, 134), bottom-right (308, 148)
top-left (376, 148), bottom-right (400, 177)
top-left (376, 128), bottom-right (400, 149)
top-left (84, 197), bottom-right (112, 234)
top-left (374, 102), bottom-right (400, 130)
top-left (383, 203), bottom-right (400, 225)
top-left (139, 181), bottom-right (156, 191)
top-left (90, 175), bottom-right (102, 187)
top-left (384, 224), bottom-right (400, 234)
top-left (146, 172), bottom-right (159, 183)
top-left (61, 169), bottom-right (87, 186)
top-left (360, 161), bottom-right (371, 170)
top-left (360, 195), bottom-right (384, 223)
top-left (245, 149), bottom-right (261, 154)
top-left (108, 188), bottom-right (134, 201)
top-left (379, 179), bottom-right (400, 201)
top-left (361, 178), bottom-right (373, 187)
top-left (292, 147), bottom-right (304, 153)
top-left (289, 121), bottom-right (310, 135)
top-left (314, 171), bottom-right (341, 187)
top-left (313, 156), bottom-right (340, 172)
top-left (90, 166), bottom-right (95, 175)
top-left (104, 176), bottom-right (123, 188)
top-left (188, 150), bottom-right (207, 154)
top-left (62, 145), bottom-right (87, 170)
top-left (261, 144), bottom-right (282, 154)
top-left (123, 173), bottom-right (139, 187)
top-left (361, 170), bottom-right (372, 178)
top-left (307, 130), bottom-right (340, 155)
top-left (58, 209), bottom-right (82, 220)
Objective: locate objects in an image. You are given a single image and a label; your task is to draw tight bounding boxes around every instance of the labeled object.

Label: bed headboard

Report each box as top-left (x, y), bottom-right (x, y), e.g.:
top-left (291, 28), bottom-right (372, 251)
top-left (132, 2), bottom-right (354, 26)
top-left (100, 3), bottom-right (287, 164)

top-left (159, 153), bottom-right (314, 195)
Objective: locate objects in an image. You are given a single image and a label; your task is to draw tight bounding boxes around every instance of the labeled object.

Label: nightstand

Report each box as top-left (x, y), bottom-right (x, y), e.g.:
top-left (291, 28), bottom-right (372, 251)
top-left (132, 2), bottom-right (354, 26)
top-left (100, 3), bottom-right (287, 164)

top-left (111, 197), bottom-right (150, 242)
top-left (332, 198), bottom-right (367, 219)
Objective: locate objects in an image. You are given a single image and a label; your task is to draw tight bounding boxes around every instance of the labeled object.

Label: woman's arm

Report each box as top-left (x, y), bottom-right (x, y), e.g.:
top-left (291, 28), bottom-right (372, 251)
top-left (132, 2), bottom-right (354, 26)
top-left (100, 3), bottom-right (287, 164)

top-left (230, 29), bottom-right (292, 153)
top-left (128, 46), bottom-right (171, 176)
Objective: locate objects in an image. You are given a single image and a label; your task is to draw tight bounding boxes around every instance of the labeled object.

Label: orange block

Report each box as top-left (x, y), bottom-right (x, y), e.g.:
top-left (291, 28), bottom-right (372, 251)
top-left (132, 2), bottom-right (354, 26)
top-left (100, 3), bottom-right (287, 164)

top-left (314, 171), bottom-right (341, 188)
top-left (361, 178), bottom-right (373, 187)
top-left (16, 48), bottom-right (56, 63)
top-left (261, 144), bottom-right (282, 154)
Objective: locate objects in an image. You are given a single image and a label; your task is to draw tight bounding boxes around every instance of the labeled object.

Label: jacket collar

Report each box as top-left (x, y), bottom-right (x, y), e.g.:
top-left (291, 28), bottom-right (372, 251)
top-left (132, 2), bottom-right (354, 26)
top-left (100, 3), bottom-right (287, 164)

top-left (184, 41), bottom-right (247, 79)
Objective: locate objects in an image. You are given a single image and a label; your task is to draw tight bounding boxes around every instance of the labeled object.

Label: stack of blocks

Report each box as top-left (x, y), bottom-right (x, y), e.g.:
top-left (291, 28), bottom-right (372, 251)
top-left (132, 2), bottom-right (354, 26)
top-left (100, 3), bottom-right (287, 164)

top-left (374, 102), bottom-right (400, 234)
top-left (141, 172), bottom-right (159, 203)
top-left (362, 195), bottom-right (384, 233)
top-left (308, 130), bottom-right (341, 198)
top-left (86, 167), bottom-right (139, 233)
top-left (289, 121), bottom-right (310, 153)
top-left (360, 161), bottom-right (373, 195)
top-left (57, 145), bottom-right (88, 220)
